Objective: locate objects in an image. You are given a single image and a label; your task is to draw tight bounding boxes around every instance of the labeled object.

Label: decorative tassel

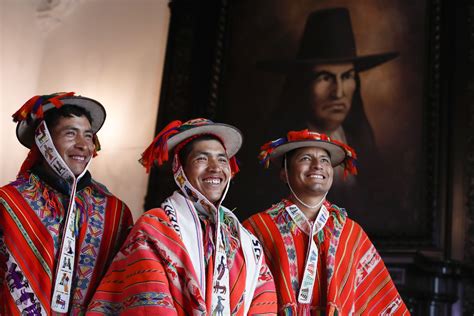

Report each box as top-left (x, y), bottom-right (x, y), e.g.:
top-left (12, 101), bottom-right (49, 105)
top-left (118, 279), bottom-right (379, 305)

top-left (12, 95), bottom-right (41, 122)
top-left (92, 135), bottom-right (101, 157)
top-left (298, 303), bottom-right (312, 315)
top-left (258, 129), bottom-right (359, 178)
top-left (139, 120), bottom-right (183, 173)
top-left (12, 92), bottom-right (75, 122)
top-left (229, 156), bottom-right (239, 176)
top-left (258, 137), bottom-right (287, 168)
top-left (327, 304), bottom-right (338, 316)
top-left (43, 187), bottom-right (62, 218)
top-left (282, 306), bottom-right (295, 315)
top-left (332, 139), bottom-right (358, 179)
top-left (48, 92), bottom-right (75, 109)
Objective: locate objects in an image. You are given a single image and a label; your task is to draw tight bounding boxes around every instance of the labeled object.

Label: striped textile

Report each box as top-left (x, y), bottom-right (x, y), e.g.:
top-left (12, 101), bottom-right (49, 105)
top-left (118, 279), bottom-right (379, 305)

top-left (0, 171), bottom-right (133, 315)
top-left (243, 199), bottom-right (409, 315)
top-left (87, 205), bottom-right (278, 315)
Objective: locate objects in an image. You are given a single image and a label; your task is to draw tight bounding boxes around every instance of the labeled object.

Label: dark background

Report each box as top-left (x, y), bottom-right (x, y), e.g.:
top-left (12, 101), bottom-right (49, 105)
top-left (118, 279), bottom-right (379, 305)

top-left (145, 0), bottom-right (474, 314)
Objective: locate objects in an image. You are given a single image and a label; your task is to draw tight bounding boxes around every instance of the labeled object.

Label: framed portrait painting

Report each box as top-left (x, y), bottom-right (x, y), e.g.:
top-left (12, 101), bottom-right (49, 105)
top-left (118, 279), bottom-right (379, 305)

top-left (214, 0), bottom-right (444, 250)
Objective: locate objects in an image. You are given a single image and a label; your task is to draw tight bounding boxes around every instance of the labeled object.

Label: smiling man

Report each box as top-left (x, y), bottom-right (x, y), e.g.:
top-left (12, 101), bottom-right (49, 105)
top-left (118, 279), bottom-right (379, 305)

top-left (0, 93), bottom-right (133, 315)
top-left (87, 118), bottom-right (277, 315)
top-left (243, 129), bottom-right (408, 315)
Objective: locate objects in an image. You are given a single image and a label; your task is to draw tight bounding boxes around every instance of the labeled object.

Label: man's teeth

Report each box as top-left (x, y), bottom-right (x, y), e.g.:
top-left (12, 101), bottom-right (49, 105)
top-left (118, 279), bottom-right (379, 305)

top-left (204, 178), bottom-right (221, 184)
top-left (71, 156), bottom-right (85, 161)
top-left (309, 174), bottom-right (324, 179)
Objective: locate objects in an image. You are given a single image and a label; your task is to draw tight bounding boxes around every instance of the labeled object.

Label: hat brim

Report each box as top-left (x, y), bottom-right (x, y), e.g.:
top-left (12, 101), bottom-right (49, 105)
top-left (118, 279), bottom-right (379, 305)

top-left (270, 140), bottom-right (346, 167)
top-left (16, 96), bottom-right (106, 148)
top-left (257, 51), bottom-right (398, 73)
top-left (167, 123), bottom-right (243, 158)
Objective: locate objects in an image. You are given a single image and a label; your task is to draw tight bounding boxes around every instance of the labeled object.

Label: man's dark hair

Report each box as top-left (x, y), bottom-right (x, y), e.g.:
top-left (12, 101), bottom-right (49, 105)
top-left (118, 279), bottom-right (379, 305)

top-left (43, 104), bottom-right (93, 129)
top-left (282, 150), bottom-right (297, 169)
top-left (178, 134), bottom-right (224, 167)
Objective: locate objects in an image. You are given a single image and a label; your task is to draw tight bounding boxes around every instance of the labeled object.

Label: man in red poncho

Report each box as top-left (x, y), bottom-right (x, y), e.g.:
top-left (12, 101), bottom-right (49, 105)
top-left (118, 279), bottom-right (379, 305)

top-left (87, 118), bottom-right (277, 315)
top-left (0, 93), bottom-right (133, 315)
top-left (244, 129), bottom-right (409, 315)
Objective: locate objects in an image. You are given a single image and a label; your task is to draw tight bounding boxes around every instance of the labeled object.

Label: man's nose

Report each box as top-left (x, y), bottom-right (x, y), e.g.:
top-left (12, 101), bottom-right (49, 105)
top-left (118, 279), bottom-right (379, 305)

top-left (332, 77), bottom-right (345, 99)
top-left (207, 158), bottom-right (221, 171)
top-left (311, 159), bottom-right (323, 170)
top-left (74, 135), bottom-right (88, 149)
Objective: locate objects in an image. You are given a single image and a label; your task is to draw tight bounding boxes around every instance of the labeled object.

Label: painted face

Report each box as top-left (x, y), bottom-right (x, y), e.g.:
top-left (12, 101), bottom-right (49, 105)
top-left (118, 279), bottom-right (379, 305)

top-left (49, 115), bottom-right (95, 176)
top-left (309, 63), bottom-right (356, 132)
top-left (285, 147), bottom-right (334, 202)
top-left (183, 139), bottom-right (231, 204)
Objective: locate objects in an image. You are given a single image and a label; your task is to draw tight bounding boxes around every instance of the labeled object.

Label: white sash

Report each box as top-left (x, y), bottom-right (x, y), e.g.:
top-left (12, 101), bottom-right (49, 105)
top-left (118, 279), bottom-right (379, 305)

top-left (285, 203), bottom-right (329, 304)
top-left (162, 190), bottom-right (263, 315)
top-left (34, 121), bottom-right (91, 313)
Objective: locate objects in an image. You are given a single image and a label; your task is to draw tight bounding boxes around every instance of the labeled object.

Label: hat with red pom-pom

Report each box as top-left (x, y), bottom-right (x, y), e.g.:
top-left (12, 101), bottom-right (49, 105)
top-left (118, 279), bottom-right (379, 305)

top-left (258, 129), bottom-right (357, 178)
top-left (140, 118), bottom-right (242, 175)
top-left (13, 92), bottom-right (106, 148)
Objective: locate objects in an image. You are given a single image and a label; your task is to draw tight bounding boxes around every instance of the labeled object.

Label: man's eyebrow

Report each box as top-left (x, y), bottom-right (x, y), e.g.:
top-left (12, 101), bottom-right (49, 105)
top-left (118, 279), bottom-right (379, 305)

top-left (193, 151), bottom-right (227, 157)
top-left (313, 70), bottom-right (335, 77)
top-left (60, 126), bottom-right (94, 133)
top-left (342, 68), bottom-right (355, 75)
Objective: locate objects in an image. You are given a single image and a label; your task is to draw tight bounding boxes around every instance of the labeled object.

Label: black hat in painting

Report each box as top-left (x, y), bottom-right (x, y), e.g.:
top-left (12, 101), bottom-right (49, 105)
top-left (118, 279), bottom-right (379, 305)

top-left (258, 7), bottom-right (398, 73)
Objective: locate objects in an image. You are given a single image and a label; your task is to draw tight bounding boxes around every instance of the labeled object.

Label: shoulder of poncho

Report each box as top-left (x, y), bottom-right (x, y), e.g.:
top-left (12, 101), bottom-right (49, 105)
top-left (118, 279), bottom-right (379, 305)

top-left (127, 208), bottom-right (179, 241)
top-left (90, 178), bottom-right (112, 195)
top-left (5, 171), bottom-right (34, 187)
top-left (263, 200), bottom-right (286, 217)
top-left (326, 202), bottom-right (348, 226)
top-left (1, 172), bottom-right (39, 196)
top-left (139, 207), bottom-right (170, 223)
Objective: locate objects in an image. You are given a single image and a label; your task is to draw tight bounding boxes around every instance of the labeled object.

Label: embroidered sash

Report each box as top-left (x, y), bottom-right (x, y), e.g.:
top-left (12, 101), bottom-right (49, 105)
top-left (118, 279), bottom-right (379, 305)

top-left (34, 121), bottom-right (91, 313)
top-left (162, 190), bottom-right (262, 315)
top-left (285, 203), bottom-right (329, 305)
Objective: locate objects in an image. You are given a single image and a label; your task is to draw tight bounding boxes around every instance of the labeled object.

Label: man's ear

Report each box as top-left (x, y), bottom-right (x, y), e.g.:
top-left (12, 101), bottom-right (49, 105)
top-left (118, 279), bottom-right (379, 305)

top-left (280, 168), bottom-right (287, 183)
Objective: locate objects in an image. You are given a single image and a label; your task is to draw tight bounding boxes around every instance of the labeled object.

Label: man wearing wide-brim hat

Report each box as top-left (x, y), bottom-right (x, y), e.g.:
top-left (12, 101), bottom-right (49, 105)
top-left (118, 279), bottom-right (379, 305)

top-left (87, 118), bottom-right (277, 315)
top-left (261, 7), bottom-right (398, 193)
top-left (0, 92), bottom-right (133, 314)
top-left (243, 129), bottom-right (408, 315)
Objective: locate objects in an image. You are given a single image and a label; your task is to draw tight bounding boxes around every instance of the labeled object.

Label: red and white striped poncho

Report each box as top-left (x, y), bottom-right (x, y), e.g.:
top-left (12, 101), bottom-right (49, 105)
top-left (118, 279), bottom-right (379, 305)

top-left (0, 171), bottom-right (133, 315)
top-left (243, 199), bottom-right (409, 315)
top-left (87, 192), bottom-right (278, 315)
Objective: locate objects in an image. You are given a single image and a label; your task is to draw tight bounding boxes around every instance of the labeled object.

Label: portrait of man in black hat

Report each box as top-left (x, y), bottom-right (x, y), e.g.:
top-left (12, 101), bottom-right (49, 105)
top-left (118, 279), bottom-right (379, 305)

top-left (220, 0), bottom-right (426, 239)
top-left (260, 7), bottom-right (398, 191)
